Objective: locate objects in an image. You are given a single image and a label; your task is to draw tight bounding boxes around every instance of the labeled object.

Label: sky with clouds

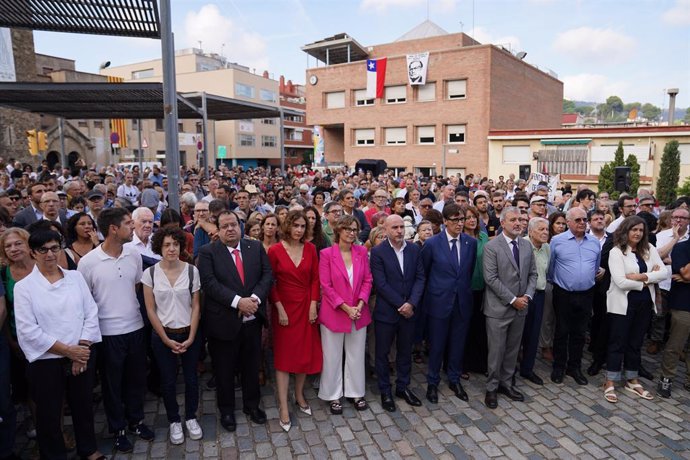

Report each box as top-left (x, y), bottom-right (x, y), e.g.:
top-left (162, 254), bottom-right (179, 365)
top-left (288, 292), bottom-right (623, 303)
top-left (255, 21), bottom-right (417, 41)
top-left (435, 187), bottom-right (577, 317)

top-left (32, 0), bottom-right (690, 109)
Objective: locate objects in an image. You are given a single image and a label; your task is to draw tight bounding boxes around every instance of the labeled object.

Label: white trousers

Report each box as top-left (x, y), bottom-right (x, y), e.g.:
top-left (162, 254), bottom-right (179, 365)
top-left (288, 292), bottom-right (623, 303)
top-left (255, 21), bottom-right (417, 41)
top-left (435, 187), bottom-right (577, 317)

top-left (318, 323), bottom-right (367, 401)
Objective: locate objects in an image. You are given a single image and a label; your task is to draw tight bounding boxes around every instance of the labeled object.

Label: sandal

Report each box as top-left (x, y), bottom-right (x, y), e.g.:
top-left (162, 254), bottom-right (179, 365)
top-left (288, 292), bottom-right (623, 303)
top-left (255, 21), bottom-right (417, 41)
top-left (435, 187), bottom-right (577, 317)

top-left (603, 384), bottom-right (617, 404)
top-left (352, 398), bottom-right (368, 411)
top-left (624, 381), bottom-right (653, 400)
top-left (329, 400), bottom-right (343, 415)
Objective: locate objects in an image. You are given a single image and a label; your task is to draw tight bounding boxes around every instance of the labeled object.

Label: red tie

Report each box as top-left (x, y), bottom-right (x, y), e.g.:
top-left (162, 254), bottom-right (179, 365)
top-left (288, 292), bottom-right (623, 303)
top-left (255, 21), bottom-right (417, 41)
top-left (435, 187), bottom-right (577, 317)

top-left (233, 249), bottom-right (245, 284)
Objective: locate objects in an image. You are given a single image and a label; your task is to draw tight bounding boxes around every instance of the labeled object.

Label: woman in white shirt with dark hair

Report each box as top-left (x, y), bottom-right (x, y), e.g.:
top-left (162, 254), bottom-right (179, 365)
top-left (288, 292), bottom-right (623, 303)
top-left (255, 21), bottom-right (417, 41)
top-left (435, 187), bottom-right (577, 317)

top-left (604, 215), bottom-right (666, 403)
top-left (14, 228), bottom-right (105, 460)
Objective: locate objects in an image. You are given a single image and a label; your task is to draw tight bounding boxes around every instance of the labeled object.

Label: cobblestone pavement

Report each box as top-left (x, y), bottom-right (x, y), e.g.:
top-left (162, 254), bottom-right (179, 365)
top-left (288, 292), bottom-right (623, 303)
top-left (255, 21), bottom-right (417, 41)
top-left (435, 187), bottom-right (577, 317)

top-left (14, 349), bottom-right (690, 459)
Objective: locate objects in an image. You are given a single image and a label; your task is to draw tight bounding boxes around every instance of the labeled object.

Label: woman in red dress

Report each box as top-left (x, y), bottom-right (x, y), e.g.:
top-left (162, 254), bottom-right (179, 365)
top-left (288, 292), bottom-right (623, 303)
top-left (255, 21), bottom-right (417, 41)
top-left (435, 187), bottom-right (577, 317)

top-left (268, 210), bottom-right (322, 432)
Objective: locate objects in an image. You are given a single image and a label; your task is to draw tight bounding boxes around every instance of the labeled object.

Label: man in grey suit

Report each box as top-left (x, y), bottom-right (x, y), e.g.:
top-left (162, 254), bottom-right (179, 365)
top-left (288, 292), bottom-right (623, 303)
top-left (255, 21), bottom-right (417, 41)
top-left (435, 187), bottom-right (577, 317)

top-left (482, 206), bottom-right (537, 409)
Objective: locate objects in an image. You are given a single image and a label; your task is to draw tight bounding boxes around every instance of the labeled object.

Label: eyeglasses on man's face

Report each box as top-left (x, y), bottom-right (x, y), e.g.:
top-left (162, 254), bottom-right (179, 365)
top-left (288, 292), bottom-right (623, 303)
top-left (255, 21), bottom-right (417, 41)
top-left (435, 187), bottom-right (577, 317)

top-left (446, 216), bottom-right (465, 223)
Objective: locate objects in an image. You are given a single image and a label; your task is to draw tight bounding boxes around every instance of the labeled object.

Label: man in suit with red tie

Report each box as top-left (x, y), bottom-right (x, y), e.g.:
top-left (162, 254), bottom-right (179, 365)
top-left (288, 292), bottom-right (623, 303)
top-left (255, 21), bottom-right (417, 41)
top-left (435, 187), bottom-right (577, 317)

top-left (370, 215), bottom-right (426, 412)
top-left (421, 203), bottom-right (477, 403)
top-left (198, 210), bottom-right (272, 432)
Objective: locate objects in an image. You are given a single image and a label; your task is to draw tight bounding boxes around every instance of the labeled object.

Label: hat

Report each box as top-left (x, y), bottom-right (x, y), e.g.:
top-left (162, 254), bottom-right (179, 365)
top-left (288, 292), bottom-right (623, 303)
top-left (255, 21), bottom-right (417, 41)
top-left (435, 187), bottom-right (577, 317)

top-left (139, 188), bottom-right (159, 208)
top-left (56, 190), bottom-right (67, 197)
top-left (244, 184), bottom-right (258, 194)
top-left (530, 195), bottom-right (547, 204)
top-left (86, 189), bottom-right (104, 200)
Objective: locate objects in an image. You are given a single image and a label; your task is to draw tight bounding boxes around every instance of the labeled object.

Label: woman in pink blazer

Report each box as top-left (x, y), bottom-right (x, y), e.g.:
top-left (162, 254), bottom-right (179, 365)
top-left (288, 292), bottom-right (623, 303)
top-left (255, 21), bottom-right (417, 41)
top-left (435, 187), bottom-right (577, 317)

top-left (318, 215), bottom-right (373, 414)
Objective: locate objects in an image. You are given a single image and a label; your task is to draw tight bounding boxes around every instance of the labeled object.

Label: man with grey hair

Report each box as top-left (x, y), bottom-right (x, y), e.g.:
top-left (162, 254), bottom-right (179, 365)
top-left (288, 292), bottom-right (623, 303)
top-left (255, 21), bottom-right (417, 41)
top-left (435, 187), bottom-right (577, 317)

top-left (433, 184), bottom-right (455, 212)
top-left (520, 217), bottom-right (550, 385)
top-left (124, 207), bottom-right (159, 260)
top-left (482, 206), bottom-right (537, 408)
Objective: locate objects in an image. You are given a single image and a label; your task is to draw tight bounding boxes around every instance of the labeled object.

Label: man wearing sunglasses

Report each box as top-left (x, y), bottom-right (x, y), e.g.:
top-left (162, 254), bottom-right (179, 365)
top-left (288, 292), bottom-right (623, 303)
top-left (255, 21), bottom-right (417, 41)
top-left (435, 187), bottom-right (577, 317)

top-left (547, 207), bottom-right (602, 386)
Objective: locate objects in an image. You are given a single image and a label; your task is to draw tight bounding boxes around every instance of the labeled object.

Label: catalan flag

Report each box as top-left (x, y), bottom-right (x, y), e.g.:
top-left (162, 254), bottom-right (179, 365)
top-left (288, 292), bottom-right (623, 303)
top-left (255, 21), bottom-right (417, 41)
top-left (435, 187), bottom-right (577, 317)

top-left (107, 76), bottom-right (128, 148)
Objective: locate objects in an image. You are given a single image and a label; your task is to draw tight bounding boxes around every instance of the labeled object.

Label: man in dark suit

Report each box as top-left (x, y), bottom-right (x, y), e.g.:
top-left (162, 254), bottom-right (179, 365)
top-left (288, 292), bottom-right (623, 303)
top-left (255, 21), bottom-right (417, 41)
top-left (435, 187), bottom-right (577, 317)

top-left (198, 210), bottom-right (272, 432)
top-left (38, 191), bottom-right (69, 230)
top-left (370, 215), bottom-right (426, 412)
top-left (338, 189), bottom-right (371, 242)
top-left (482, 206), bottom-right (537, 409)
top-left (421, 203), bottom-right (477, 403)
top-left (12, 182), bottom-right (45, 227)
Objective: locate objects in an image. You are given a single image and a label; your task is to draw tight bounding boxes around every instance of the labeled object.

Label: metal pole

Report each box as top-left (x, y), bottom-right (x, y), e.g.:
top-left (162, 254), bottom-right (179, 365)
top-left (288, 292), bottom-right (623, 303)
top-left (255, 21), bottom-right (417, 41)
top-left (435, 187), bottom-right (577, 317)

top-left (279, 108), bottom-right (286, 174)
top-left (137, 119), bottom-right (143, 173)
top-left (201, 92), bottom-right (209, 179)
top-left (161, 0), bottom-right (181, 211)
top-left (58, 118), bottom-right (66, 169)
top-left (442, 145), bottom-right (446, 177)
top-left (212, 119), bottom-right (217, 169)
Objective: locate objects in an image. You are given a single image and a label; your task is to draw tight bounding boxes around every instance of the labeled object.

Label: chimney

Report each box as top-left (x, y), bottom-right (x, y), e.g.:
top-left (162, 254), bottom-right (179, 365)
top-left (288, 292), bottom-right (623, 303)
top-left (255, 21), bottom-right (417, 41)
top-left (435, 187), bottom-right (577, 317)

top-left (667, 88), bottom-right (679, 124)
top-left (279, 75), bottom-right (285, 91)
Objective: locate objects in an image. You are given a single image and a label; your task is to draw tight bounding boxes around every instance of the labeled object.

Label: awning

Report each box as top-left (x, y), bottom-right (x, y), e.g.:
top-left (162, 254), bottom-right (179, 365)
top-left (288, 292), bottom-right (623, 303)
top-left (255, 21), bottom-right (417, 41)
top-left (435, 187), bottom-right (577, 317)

top-left (302, 33), bottom-right (369, 65)
top-left (0, 82), bottom-right (302, 120)
top-left (540, 139), bottom-right (591, 145)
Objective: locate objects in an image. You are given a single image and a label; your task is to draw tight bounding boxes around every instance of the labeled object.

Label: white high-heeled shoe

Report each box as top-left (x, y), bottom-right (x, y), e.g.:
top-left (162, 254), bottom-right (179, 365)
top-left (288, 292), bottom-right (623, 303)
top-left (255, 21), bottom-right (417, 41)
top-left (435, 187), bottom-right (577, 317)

top-left (279, 417), bottom-right (292, 432)
top-left (294, 394), bottom-right (312, 416)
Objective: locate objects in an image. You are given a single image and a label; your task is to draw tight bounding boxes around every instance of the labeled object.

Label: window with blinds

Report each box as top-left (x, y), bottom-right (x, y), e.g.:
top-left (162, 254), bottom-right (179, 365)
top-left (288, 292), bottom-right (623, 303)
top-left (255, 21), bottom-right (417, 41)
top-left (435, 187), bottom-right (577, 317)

top-left (385, 85), bottom-right (407, 104)
top-left (446, 125), bottom-right (466, 143)
top-left (384, 127), bottom-right (407, 145)
top-left (326, 91), bottom-right (345, 109)
top-left (446, 80), bottom-right (467, 99)
top-left (354, 128), bottom-right (375, 146)
top-left (354, 89), bottom-right (374, 106)
top-left (416, 126), bottom-right (435, 144)
top-left (416, 83), bottom-right (436, 102)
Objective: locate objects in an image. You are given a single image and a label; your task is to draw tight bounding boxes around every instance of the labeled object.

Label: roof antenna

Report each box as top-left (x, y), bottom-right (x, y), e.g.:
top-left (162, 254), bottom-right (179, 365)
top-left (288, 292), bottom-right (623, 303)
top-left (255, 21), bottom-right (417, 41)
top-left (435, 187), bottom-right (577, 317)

top-left (426, 0), bottom-right (429, 20)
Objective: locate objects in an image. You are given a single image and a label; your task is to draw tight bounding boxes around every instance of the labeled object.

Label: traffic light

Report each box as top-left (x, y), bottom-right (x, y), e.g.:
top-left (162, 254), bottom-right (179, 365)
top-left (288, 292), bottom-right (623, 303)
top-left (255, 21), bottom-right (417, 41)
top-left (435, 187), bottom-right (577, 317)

top-left (26, 130), bottom-right (38, 156)
top-left (38, 131), bottom-right (48, 151)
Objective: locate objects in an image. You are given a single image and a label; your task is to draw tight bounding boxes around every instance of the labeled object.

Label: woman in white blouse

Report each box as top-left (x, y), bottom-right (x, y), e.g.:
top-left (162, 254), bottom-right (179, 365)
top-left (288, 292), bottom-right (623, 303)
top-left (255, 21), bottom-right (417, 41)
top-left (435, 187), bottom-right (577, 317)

top-left (604, 216), bottom-right (666, 403)
top-left (14, 228), bottom-right (105, 460)
top-left (142, 225), bottom-right (202, 445)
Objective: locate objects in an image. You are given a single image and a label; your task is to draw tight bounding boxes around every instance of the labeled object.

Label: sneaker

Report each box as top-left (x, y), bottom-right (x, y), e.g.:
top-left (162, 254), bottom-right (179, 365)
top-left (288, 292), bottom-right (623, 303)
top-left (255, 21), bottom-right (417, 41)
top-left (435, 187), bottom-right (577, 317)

top-left (185, 418), bottom-right (203, 440)
top-left (128, 421), bottom-right (155, 441)
top-left (114, 429), bottom-right (133, 453)
top-left (657, 377), bottom-right (672, 398)
top-left (169, 422), bottom-right (184, 445)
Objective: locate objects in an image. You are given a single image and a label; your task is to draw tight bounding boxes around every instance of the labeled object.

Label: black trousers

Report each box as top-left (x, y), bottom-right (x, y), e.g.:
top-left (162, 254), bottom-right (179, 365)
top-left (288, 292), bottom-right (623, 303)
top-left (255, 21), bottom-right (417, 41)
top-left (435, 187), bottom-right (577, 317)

top-left (98, 328), bottom-right (147, 433)
top-left (27, 353), bottom-right (98, 460)
top-left (589, 287), bottom-right (609, 364)
top-left (606, 298), bottom-right (653, 380)
top-left (374, 318), bottom-right (414, 395)
top-left (552, 285), bottom-right (594, 373)
top-left (208, 320), bottom-right (261, 416)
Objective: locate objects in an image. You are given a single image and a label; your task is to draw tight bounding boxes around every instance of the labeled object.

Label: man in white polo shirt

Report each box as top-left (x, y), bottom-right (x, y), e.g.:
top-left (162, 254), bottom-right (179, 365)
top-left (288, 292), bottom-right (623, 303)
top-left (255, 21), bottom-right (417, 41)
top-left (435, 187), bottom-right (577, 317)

top-left (78, 207), bottom-right (154, 453)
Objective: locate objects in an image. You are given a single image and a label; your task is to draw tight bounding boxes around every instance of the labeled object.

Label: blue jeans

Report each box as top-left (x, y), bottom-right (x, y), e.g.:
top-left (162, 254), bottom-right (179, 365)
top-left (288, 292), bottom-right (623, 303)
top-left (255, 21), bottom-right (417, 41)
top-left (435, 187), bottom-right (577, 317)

top-left (0, 333), bottom-right (16, 458)
top-left (151, 331), bottom-right (201, 423)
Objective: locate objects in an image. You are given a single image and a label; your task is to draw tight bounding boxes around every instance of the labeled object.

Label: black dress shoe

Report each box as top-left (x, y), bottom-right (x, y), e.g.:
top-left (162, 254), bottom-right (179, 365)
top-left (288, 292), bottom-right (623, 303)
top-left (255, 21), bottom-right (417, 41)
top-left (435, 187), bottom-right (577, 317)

top-left (448, 382), bottom-right (469, 401)
top-left (242, 407), bottom-right (267, 425)
top-left (485, 390), bottom-right (498, 409)
top-left (587, 361), bottom-right (604, 377)
top-left (638, 365), bottom-right (654, 381)
top-left (426, 384), bottom-right (438, 403)
top-left (381, 393), bottom-right (396, 412)
top-left (565, 369), bottom-right (588, 385)
top-left (497, 385), bottom-right (525, 401)
top-left (551, 370), bottom-right (564, 384)
top-left (395, 387), bottom-right (422, 406)
top-left (220, 414), bottom-right (236, 432)
top-left (520, 372), bottom-right (544, 386)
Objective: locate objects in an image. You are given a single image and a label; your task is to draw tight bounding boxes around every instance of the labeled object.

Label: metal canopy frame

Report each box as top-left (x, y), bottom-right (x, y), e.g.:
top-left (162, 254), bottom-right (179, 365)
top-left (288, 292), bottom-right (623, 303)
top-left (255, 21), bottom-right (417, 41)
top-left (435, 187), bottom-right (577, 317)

top-left (0, 82), bottom-right (299, 120)
top-left (301, 33), bottom-right (369, 65)
top-left (0, 0), bottom-right (160, 38)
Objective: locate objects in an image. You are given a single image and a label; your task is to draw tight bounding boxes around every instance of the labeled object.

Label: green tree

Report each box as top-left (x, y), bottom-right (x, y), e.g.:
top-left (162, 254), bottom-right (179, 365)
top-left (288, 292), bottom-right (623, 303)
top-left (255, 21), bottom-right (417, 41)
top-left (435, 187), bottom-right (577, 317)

top-left (598, 163), bottom-right (614, 196)
top-left (624, 102), bottom-right (641, 112)
top-left (563, 99), bottom-right (576, 113)
top-left (598, 141), bottom-right (628, 199)
top-left (678, 176), bottom-right (690, 198)
top-left (641, 103), bottom-right (661, 121)
top-left (625, 154), bottom-right (641, 196)
top-left (683, 107), bottom-right (690, 124)
top-left (575, 105), bottom-right (594, 116)
top-left (656, 140), bottom-right (681, 205)
top-left (614, 141), bottom-right (625, 165)
top-left (606, 95), bottom-right (624, 115)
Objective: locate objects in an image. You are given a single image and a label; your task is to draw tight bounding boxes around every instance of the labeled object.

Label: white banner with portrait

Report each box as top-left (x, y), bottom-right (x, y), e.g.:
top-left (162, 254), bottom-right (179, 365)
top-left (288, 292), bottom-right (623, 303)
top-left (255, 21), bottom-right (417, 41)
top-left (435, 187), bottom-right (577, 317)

top-left (0, 28), bottom-right (16, 82)
top-left (406, 51), bottom-right (429, 86)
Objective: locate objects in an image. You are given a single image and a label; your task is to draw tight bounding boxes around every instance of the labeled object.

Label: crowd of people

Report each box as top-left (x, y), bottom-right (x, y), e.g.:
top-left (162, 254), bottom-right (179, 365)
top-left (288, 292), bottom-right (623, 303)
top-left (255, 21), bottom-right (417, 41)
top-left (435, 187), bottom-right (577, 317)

top-left (0, 157), bottom-right (690, 459)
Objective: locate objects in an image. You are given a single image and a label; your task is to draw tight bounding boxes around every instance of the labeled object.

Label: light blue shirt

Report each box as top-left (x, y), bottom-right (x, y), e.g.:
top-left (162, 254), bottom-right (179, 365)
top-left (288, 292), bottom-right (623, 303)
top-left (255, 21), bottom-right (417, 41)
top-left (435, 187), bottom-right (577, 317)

top-left (547, 229), bottom-right (601, 292)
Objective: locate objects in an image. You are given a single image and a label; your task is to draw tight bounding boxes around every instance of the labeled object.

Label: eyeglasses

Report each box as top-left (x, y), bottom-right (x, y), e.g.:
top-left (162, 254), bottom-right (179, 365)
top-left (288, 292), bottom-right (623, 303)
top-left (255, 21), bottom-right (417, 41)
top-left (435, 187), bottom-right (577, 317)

top-left (571, 218), bottom-right (589, 223)
top-left (343, 227), bottom-right (358, 233)
top-left (329, 209), bottom-right (343, 215)
top-left (35, 244), bottom-right (61, 254)
top-left (446, 217), bottom-right (466, 223)
top-left (421, 204), bottom-right (432, 209)
top-left (374, 195), bottom-right (387, 199)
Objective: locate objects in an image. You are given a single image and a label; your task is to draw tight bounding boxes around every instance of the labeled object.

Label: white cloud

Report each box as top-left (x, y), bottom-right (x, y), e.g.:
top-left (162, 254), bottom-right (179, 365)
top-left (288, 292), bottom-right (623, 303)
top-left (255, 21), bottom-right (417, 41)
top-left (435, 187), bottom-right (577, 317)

top-left (359, 0), bottom-right (457, 13)
top-left (471, 26), bottom-right (521, 51)
top-left (561, 73), bottom-right (630, 102)
top-left (181, 4), bottom-right (269, 72)
top-left (662, 0), bottom-right (690, 25)
top-left (552, 27), bottom-right (636, 64)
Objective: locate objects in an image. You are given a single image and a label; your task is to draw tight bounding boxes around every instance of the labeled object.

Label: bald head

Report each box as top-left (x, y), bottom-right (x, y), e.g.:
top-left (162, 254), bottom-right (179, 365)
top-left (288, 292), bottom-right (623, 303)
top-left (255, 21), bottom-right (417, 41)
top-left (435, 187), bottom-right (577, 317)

top-left (385, 214), bottom-right (404, 247)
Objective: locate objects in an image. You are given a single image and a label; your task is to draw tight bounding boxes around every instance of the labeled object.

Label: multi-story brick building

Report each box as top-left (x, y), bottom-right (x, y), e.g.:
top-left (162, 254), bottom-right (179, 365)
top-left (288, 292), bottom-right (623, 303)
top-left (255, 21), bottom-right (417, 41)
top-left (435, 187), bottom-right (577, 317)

top-left (279, 76), bottom-right (313, 166)
top-left (302, 21), bottom-right (562, 177)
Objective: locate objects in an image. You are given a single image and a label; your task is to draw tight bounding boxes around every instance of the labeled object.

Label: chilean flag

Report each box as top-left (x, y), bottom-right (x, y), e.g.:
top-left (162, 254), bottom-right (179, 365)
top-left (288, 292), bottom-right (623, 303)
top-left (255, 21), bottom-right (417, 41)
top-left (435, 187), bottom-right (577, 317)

top-left (366, 58), bottom-right (387, 99)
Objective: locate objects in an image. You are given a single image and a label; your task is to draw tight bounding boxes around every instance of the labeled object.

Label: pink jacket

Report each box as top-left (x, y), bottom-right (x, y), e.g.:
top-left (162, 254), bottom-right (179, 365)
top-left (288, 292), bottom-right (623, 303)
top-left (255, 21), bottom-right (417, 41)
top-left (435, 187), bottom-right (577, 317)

top-left (318, 244), bottom-right (373, 333)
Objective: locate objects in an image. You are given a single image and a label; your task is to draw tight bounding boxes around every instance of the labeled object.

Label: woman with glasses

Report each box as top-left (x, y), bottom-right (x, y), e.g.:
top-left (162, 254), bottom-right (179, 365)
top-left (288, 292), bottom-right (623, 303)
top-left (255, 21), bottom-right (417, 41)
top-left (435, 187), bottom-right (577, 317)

top-left (14, 228), bottom-right (105, 460)
top-left (603, 216), bottom-right (665, 403)
top-left (318, 215), bottom-right (373, 414)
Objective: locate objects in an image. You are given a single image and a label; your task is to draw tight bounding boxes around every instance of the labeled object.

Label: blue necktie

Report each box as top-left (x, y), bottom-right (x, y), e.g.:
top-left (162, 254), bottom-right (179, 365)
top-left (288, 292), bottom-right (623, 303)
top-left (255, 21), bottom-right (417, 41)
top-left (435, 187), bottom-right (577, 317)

top-left (511, 240), bottom-right (520, 268)
top-left (450, 238), bottom-right (459, 270)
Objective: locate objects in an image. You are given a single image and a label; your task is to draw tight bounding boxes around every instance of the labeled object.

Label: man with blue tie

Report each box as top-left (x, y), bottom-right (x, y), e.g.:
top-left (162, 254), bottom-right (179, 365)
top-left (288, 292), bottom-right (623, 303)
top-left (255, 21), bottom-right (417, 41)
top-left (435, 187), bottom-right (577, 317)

top-left (421, 203), bottom-right (477, 403)
top-left (370, 215), bottom-right (426, 412)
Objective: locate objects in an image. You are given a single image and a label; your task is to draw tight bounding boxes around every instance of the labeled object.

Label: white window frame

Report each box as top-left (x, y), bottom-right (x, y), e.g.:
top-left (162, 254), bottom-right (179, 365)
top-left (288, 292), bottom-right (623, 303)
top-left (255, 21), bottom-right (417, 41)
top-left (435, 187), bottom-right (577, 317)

top-left (239, 134), bottom-right (255, 147)
top-left (261, 135), bottom-right (277, 147)
top-left (354, 128), bottom-right (375, 146)
top-left (446, 80), bottom-right (467, 100)
top-left (446, 125), bottom-right (466, 144)
top-left (384, 127), bottom-right (407, 145)
top-left (326, 91), bottom-right (345, 109)
top-left (385, 85), bottom-right (407, 104)
top-left (416, 82), bottom-right (436, 102)
top-left (131, 68), bottom-right (154, 79)
top-left (354, 89), bottom-right (374, 106)
top-left (260, 89), bottom-right (277, 102)
top-left (235, 83), bottom-right (255, 99)
top-left (416, 126), bottom-right (435, 144)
